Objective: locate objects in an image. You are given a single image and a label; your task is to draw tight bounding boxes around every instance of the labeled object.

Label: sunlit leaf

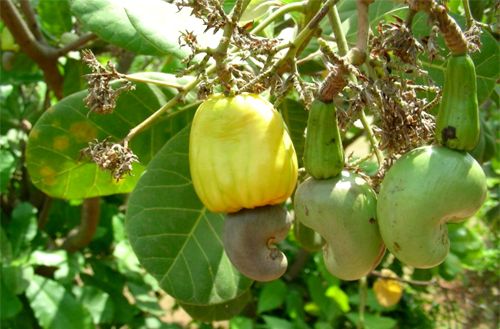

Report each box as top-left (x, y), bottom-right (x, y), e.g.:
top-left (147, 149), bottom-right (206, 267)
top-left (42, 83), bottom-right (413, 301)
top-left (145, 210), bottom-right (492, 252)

top-left (123, 0), bottom-right (222, 59)
top-left (179, 291), bottom-right (251, 322)
top-left (26, 73), bottom-right (196, 199)
top-left (71, 0), bottom-right (164, 55)
top-left (9, 202), bottom-right (38, 259)
top-left (126, 125), bottom-right (253, 306)
top-left (257, 279), bottom-right (287, 314)
top-left (26, 275), bottom-right (95, 329)
top-left (38, 0), bottom-right (72, 39)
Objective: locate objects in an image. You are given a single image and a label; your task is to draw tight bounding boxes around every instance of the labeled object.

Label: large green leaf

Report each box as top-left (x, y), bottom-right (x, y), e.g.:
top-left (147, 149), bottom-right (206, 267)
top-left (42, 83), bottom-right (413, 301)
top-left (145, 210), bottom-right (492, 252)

top-left (71, 0), bottom-right (164, 56)
top-left (38, 0), bottom-right (72, 39)
top-left (9, 202), bottom-right (38, 259)
top-left (123, 0), bottom-right (221, 59)
top-left (0, 277), bottom-right (22, 320)
top-left (126, 125), bottom-right (253, 306)
top-left (26, 275), bottom-right (95, 329)
top-left (26, 73), bottom-right (196, 199)
top-left (179, 291), bottom-right (252, 322)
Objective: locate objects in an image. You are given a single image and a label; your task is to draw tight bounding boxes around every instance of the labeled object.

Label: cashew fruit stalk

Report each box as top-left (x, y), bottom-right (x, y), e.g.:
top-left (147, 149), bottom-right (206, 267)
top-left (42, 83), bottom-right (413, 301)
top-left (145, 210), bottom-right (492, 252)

top-left (377, 146), bottom-right (487, 268)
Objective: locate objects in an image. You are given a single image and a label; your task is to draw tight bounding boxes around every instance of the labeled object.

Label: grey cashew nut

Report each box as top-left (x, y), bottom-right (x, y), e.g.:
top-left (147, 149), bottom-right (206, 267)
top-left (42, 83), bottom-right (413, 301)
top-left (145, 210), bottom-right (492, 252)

top-left (223, 205), bottom-right (292, 282)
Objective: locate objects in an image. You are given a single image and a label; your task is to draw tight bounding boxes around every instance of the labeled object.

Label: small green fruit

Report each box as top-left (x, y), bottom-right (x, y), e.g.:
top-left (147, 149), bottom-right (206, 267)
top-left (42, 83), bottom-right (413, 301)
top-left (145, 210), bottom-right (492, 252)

top-left (303, 99), bottom-right (344, 179)
top-left (294, 171), bottom-right (385, 280)
top-left (436, 54), bottom-right (479, 150)
top-left (377, 146), bottom-right (487, 268)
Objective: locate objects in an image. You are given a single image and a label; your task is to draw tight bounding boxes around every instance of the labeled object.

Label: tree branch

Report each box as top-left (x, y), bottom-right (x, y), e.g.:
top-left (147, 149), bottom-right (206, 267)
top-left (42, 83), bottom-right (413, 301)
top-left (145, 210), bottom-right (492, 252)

top-left (19, 0), bottom-right (46, 43)
top-left (56, 32), bottom-right (98, 57)
top-left (60, 197), bottom-right (101, 253)
top-left (0, 0), bottom-right (64, 99)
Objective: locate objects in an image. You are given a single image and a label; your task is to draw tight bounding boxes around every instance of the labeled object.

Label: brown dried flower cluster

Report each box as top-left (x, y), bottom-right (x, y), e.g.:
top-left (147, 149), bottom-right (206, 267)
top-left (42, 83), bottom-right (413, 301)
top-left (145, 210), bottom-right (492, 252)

top-left (82, 50), bottom-right (135, 116)
top-left (79, 137), bottom-right (139, 182)
top-left (372, 17), bottom-right (425, 69)
top-left (464, 24), bottom-right (483, 53)
top-left (370, 77), bottom-right (436, 156)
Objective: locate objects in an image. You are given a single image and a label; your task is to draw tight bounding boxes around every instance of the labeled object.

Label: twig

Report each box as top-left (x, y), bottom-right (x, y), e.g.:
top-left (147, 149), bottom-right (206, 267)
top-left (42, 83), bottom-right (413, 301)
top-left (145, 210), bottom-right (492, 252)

top-left (251, 1), bottom-right (307, 35)
top-left (0, 0), bottom-right (63, 99)
top-left (358, 276), bottom-right (367, 329)
top-left (328, 3), bottom-right (384, 168)
top-left (56, 32), bottom-right (98, 57)
top-left (60, 197), bottom-right (101, 253)
top-left (19, 0), bottom-right (45, 43)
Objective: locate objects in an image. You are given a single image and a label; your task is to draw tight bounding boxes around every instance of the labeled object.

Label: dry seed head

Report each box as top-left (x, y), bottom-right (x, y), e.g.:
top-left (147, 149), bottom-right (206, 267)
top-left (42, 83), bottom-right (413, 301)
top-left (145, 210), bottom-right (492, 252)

top-left (79, 137), bottom-right (140, 182)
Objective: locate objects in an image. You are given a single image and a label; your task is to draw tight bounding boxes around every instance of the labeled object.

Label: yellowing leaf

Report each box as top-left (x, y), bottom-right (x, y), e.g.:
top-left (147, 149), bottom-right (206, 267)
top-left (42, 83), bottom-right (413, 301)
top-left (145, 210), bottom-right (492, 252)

top-left (373, 269), bottom-right (403, 308)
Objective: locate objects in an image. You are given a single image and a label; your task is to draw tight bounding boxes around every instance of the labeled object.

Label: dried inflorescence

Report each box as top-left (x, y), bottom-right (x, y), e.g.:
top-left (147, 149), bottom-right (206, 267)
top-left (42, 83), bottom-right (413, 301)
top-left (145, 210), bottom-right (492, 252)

top-left (370, 77), bottom-right (436, 156)
top-left (82, 50), bottom-right (135, 116)
top-left (421, 25), bottom-right (445, 62)
top-left (79, 137), bottom-right (140, 182)
top-left (464, 24), bottom-right (483, 53)
top-left (371, 17), bottom-right (425, 71)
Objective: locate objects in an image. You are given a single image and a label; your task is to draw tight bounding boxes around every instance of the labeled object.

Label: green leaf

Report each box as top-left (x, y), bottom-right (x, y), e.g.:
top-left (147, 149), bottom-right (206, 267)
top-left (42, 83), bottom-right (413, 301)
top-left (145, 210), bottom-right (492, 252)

top-left (262, 315), bottom-right (295, 329)
top-left (123, 0), bottom-right (221, 59)
top-left (306, 276), bottom-right (339, 322)
top-left (112, 213), bottom-right (126, 242)
top-left (180, 290), bottom-right (252, 322)
top-left (0, 278), bottom-right (22, 320)
top-left (280, 99), bottom-right (308, 167)
top-left (25, 275), bottom-right (95, 329)
top-left (29, 250), bottom-right (67, 267)
top-left (72, 285), bottom-right (115, 324)
top-left (9, 202), bottom-right (38, 259)
top-left (285, 288), bottom-right (306, 321)
top-left (325, 285), bottom-right (350, 313)
top-left (0, 226), bottom-right (12, 263)
top-left (230, 316), bottom-right (254, 329)
top-left (449, 225), bottom-right (484, 256)
top-left (439, 252), bottom-right (463, 281)
top-left (113, 240), bottom-right (141, 273)
top-left (71, 0), bottom-right (163, 55)
top-left (38, 0), bottom-right (72, 39)
top-left (126, 125), bottom-right (253, 305)
top-left (0, 149), bottom-right (16, 193)
top-left (346, 312), bottom-right (397, 329)
top-left (26, 73), bottom-right (196, 199)
top-left (63, 58), bottom-right (92, 98)
top-left (257, 279), bottom-right (287, 314)
top-left (127, 281), bottom-right (164, 316)
top-left (2, 264), bottom-right (34, 295)
top-left (80, 272), bottom-right (139, 324)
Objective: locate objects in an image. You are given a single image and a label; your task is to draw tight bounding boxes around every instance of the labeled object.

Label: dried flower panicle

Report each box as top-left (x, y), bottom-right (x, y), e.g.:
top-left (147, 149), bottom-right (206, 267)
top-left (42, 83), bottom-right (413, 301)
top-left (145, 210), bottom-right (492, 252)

top-left (371, 17), bottom-right (425, 69)
top-left (464, 23), bottom-right (483, 53)
top-left (370, 77), bottom-right (436, 156)
top-left (79, 137), bottom-right (139, 182)
top-left (82, 50), bottom-right (135, 116)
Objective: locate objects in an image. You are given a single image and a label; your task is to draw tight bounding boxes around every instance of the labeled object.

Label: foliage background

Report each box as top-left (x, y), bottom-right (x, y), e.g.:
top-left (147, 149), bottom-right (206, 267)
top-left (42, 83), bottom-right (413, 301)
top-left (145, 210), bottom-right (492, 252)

top-left (1, 0), bottom-right (499, 328)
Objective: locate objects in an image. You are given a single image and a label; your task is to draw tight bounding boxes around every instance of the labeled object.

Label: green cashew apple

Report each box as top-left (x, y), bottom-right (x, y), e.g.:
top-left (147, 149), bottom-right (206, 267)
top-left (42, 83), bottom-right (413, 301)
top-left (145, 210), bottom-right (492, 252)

top-left (189, 93), bottom-right (298, 213)
top-left (294, 171), bottom-right (386, 280)
top-left (377, 146), bottom-right (487, 268)
top-left (223, 205), bottom-right (292, 282)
